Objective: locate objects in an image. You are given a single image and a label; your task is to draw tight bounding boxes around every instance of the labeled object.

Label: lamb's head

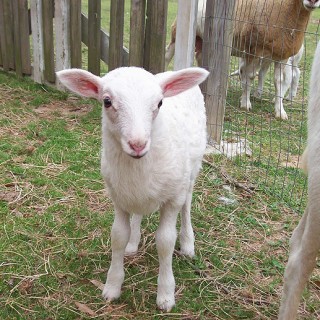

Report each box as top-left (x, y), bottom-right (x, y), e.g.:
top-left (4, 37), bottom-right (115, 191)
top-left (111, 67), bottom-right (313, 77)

top-left (302, 0), bottom-right (320, 11)
top-left (56, 67), bottom-right (209, 159)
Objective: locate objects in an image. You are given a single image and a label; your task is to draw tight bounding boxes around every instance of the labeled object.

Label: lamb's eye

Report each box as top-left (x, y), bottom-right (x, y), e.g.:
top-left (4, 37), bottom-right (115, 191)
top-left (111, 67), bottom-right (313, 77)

top-left (103, 97), bottom-right (112, 108)
top-left (158, 100), bottom-right (163, 108)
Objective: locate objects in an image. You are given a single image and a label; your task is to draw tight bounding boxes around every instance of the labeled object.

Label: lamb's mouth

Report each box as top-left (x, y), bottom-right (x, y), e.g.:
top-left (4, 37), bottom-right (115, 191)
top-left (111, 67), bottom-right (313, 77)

top-left (129, 152), bottom-right (148, 159)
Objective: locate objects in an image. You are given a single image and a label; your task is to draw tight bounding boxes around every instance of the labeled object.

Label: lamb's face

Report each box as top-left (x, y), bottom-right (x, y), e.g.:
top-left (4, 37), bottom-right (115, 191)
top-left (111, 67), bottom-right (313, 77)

top-left (56, 66), bottom-right (209, 159)
top-left (101, 68), bottom-right (164, 159)
top-left (303, 0), bottom-right (320, 11)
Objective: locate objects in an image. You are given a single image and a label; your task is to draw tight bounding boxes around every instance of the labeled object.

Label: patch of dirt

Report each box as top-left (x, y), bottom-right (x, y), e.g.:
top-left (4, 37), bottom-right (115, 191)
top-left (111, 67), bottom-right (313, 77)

top-left (34, 97), bottom-right (93, 119)
top-left (281, 155), bottom-right (303, 169)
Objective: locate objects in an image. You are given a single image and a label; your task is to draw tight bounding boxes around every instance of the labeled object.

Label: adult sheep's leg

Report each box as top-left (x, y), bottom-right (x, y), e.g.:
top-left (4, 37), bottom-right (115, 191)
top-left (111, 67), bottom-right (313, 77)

top-left (286, 66), bottom-right (301, 100)
top-left (254, 58), bottom-right (271, 98)
top-left (179, 181), bottom-right (195, 258)
top-left (278, 204), bottom-right (320, 319)
top-left (274, 60), bottom-right (288, 120)
top-left (125, 213), bottom-right (143, 255)
top-left (102, 207), bottom-right (130, 301)
top-left (239, 58), bottom-right (260, 111)
top-left (156, 202), bottom-right (180, 312)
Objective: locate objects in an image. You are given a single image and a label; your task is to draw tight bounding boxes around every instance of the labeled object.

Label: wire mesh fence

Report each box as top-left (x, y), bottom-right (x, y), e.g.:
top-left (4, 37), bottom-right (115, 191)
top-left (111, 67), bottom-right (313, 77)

top-left (195, 0), bottom-right (320, 212)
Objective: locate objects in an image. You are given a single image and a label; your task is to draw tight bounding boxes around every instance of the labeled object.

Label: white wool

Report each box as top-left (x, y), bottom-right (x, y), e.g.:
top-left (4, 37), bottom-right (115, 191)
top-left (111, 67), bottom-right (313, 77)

top-left (56, 66), bottom-right (209, 312)
top-left (278, 41), bottom-right (320, 319)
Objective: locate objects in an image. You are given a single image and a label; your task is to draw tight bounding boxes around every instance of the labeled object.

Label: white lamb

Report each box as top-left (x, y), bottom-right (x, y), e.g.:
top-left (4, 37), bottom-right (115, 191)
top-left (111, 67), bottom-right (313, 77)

top-left (56, 66), bottom-right (209, 312)
top-left (278, 41), bottom-right (320, 319)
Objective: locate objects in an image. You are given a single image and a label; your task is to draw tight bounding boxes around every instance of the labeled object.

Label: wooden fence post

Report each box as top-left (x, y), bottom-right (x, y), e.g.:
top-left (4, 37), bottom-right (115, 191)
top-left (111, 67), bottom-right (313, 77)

top-left (88, 0), bottom-right (101, 75)
top-left (174, 0), bottom-right (198, 70)
top-left (0, 0), bottom-right (8, 70)
top-left (12, 0), bottom-right (22, 77)
top-left (42, 0), bottom-right (55, 83)
top-left (3, 0), bottom-right (15, 70)
top-left (202, 0), bottom-right (236, 144)
top-left (109, 0), bottom-right (125, 71)
top-left (55, 0), bottom-right (71, 89)
top-left (129, 0), bottom-right (146, 67)
top-left (18, 0), bottom-right (31, 75)
top-left (144, 0), bottom-right (168, 74)
top-left (70, 0), bottom-right (82, 68)
top-left (30, 0), bottom-right (44, 83)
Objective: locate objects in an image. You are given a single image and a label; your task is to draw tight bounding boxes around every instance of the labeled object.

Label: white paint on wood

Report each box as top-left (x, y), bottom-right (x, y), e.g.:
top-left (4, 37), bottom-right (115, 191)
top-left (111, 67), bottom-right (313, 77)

top-left (30, 0), bottom-right (44, 83)
top-left (55, 0), bottom-right (70, 89)
top-left (174, 0), bottom-right (198, 70)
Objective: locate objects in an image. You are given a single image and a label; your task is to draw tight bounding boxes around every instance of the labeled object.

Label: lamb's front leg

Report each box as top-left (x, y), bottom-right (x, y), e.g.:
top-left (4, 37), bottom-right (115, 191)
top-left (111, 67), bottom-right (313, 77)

top-left (156, 203), bottom-right (180, 312)
top-left (102, 207), bottom-right (130, 301)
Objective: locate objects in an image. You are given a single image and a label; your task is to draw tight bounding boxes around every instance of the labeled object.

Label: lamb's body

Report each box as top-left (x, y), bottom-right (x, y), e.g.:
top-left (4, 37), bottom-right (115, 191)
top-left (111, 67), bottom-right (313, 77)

top-left (101, 86), bottom-right (206, 217)
top-left (278, 42), bottom-right (320, 319)
top-left (165, 0), bottom-right (319, 119)
top-left (56, 66), bottom-right (209, 312)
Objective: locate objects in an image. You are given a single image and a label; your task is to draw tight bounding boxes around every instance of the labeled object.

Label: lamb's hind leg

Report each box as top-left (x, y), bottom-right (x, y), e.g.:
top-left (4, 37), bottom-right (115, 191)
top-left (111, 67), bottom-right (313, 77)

top-left (278, 204), bottom-right (320, 320)
top-left (125, 213), bottom-right (143, 256)
top-left (179, 181), bottom-right (195, 258)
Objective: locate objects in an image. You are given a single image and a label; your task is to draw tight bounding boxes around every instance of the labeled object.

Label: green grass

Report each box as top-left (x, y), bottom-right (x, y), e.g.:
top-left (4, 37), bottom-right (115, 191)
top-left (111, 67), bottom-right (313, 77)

top-left (1, 2), bottom-right (320, 320)
top-left (1, 70), bottom-right (320, 319)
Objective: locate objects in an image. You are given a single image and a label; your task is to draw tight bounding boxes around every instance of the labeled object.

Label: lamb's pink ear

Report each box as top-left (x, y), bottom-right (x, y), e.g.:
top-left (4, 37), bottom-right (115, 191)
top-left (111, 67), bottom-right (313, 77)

top-left (157, 67), bottom-right (209, 98)
top-left (56, 69), bottom-right (102, 100)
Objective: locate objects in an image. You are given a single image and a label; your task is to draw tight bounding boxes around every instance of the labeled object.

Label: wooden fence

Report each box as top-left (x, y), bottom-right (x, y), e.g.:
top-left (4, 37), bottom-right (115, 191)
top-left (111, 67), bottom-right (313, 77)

top-left (0, 0), bottom-right (236, 144)
top-left (0, 0), bottom-right (168, 81)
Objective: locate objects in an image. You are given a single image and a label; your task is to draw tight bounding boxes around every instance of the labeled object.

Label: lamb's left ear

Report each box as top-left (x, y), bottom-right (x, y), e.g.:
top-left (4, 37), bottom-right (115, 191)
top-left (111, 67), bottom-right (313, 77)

top-left (156, 67), bottom-right (209, 98)
top-left (56, 68), bottom-right (102, 100)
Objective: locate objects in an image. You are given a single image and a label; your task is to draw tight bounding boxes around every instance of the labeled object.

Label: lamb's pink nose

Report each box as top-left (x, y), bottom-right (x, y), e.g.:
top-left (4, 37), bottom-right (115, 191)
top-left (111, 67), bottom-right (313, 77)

top-left (129, 141), bottom-right (147, 153)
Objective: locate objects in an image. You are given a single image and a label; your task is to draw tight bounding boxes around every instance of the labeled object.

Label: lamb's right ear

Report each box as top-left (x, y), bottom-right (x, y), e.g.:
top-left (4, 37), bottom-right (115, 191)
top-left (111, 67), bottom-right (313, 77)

top-left (157, 67), bottom-right (209, 98)
top-left (56, 69), bottom-right (102, 100)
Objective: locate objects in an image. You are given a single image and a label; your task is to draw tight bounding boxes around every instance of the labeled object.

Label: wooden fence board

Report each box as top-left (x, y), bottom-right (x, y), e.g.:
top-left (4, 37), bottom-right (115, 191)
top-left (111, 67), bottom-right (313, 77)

top-left (81, 13), bottom-right (129, 68)
top-left (202, 0), bottom-right (236, 144)
top-left (0, 0), bottom-right (7, 70)
top-left (144, 0), bottom-right (168, 74)
top-left (88, 0), bottom-right (101, 75)
top-left (3, 0), bottom-right (15, 70)
top-left (109, 0), bottom-right (125, 71)
top-left (55, 0), bottom-right (70, 89)
top-left (42, 0), bottom-right (55, 82)
top-left (129, 0), bottom-right (146, 67)
top-left (174, 0), bottom-right (198, 70)
top-left (12, 0), bottom-right (22, 76)
top-left (70, 0), bottom-right (82, 68)
top-left (19, 0), bottom-right (31, 75)
top-left (30, 0), bottom-right (44, 83)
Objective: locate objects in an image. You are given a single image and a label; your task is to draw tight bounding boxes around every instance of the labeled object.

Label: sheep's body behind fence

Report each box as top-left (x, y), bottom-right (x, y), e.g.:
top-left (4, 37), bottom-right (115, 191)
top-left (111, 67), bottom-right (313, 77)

top-left (56, 66), bottom-right (209, 312)
top-left (165, 0), bottom-right (319, 119)
top-left (278, 41), bottom-right (320, 319)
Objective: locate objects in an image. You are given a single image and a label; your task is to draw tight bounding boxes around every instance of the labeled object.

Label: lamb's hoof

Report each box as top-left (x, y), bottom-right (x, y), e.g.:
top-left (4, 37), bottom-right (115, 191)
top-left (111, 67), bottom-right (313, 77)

top-left (253, 90), bottom-right (262, 99)
top-left (276, 111), bottom-right (288, 120)
top-left (102, 285), bottom-right (121, 302)
top-left (124, 243), bottom-right (139, 256)
top-left (157, 295), bottom-right (175, 312)
top-left (240, 101), bottom-right (252, 111)
top-left (179, 246), bottom-right (195, 258)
